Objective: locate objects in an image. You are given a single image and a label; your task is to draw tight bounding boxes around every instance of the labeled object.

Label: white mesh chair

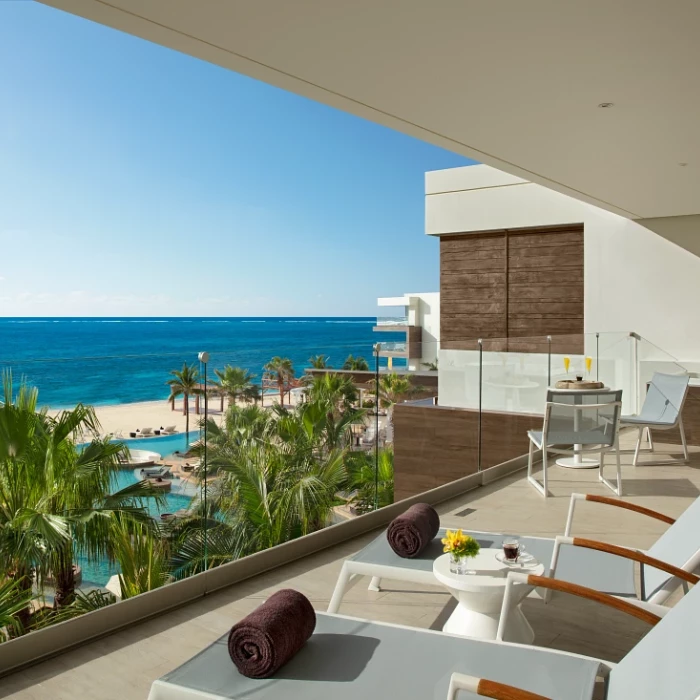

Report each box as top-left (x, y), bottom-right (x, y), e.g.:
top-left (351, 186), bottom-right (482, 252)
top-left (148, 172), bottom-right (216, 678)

top-left (528, 389), bottom-right (623, 498)
top-left (620, 372), bottom-right (689, 466)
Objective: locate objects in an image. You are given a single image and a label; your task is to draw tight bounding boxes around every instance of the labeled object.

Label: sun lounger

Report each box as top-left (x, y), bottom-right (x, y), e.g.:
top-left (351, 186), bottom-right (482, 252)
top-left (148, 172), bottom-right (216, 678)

top-left (328, 493), bottom-right (700, 614)
top-left (148, 578), bottom-right (700, 700)
top-left (139, 465), bottom-right (171, 478)
top-left (140, 427), bottom-right (154, 436)
top-left (163, 425), bottom-right (177, 434)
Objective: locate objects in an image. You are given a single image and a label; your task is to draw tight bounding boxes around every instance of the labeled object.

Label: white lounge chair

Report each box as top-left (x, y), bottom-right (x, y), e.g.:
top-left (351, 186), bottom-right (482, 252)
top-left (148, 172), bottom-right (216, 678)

top-left (140, 427), bottom-right (154, 437)
top-left (328, 493), bottom-right (700, 616)
top-left (527, 388), bottom-right (623, 497)
top-left (163, 425), bottom-right (177, 434)
top-left (620, 372), bottom-right (690, 466)
top-left (148, 575), bottom-right (700, 700)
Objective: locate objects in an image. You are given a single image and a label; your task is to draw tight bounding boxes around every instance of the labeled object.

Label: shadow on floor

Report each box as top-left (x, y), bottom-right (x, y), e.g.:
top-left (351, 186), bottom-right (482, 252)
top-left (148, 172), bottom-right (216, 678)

top-left (619, 478), bottom-right (700, 498)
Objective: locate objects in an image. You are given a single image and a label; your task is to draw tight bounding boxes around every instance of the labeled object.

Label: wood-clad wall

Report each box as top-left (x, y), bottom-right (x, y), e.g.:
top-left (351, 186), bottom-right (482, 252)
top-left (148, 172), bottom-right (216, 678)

top-left (393, 402), bottom-right (542, 501)
top-left (441, 233), bottom-right (506, 347)
top-left (440, 225), bottom-right (584, 350)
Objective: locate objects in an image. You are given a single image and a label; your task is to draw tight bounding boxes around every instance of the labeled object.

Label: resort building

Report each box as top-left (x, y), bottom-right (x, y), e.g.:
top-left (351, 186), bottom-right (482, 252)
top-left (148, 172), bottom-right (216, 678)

top-left (374, 292), bottom-right (440, 371)
top-left (4, 3), bottom-right (700, 700)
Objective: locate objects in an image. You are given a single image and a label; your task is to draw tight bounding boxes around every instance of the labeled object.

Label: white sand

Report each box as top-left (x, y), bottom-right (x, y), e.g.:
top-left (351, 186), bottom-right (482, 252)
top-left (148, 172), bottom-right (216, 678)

top-left (48, 392), bottom-right (298, 438)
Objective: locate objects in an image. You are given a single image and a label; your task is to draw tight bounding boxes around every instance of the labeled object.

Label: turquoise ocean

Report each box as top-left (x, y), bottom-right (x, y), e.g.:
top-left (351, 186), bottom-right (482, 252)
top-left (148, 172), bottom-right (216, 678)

top-left (0, 317), bottom-right (406, 589)
top-left (0, 317), bottom-right (405, 408)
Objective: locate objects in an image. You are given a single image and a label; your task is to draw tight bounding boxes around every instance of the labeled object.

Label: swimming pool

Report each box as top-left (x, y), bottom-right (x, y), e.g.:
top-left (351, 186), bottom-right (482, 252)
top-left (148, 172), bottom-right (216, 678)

top-left (77, 435), bottom-right (198, 588)
top-left (119, 431), bottom-right (193, 457)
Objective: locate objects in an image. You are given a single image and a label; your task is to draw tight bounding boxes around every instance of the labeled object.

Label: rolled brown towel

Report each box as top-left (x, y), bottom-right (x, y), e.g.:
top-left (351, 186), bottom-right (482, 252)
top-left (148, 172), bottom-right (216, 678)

top-left (227, 589), bottom-right (316, 678)
top-left (387, 503), bottom-right (440, 558)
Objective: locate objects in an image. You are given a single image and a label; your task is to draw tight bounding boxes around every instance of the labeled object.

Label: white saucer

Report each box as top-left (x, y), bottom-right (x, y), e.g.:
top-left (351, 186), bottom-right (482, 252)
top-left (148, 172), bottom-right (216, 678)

top-left (495, 551), bottom-right (537, 567)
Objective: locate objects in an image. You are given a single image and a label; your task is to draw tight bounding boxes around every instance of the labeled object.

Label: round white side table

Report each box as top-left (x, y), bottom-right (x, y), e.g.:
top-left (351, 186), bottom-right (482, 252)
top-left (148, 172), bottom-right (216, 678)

top-left (548, 385), bottom-right (609, 469)
top-left (433, 550), bottom-right (544, 643)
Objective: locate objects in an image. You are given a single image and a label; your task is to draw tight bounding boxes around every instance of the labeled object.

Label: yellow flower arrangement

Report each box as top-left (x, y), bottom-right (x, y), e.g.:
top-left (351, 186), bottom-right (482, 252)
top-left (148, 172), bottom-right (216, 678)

top-left (441, 529), bottom-right (480, 559)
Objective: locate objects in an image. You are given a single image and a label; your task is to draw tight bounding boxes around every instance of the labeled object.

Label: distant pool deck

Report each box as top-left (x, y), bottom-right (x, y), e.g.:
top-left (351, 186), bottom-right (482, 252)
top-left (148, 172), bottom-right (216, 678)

top-left (120, 431), bottom-right (192, 457)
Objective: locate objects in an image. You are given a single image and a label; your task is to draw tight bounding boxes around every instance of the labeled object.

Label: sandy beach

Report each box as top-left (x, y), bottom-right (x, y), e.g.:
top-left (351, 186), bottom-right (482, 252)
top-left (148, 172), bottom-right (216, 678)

top-left (48, 393), bottom-right (297, 438)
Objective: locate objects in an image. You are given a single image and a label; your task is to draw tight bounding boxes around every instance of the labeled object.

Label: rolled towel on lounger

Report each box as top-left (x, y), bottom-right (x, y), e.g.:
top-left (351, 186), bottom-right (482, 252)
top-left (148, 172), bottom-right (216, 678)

top-left (227, 588), bottom-right (316, 679)
top-left (387, 502), bottom-right (440, 558)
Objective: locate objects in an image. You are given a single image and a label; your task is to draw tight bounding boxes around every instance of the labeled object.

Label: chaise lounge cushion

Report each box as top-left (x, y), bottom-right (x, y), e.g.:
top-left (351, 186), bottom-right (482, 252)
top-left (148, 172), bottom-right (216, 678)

top-left (149, 613), bottom-right (600, 700)
top-left (350, 528), bottom-right (638, 597)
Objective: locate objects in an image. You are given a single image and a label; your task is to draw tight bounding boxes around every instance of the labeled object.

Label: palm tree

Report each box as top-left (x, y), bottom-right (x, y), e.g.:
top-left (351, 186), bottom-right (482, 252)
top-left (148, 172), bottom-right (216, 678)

top-left (0, 371), bottom-right (163, 621)
top-left (213, 366), bottom-right (256, 408)
top-left (367, 373), bottom-right (418, 423)
top-left (184, 394), bottom-right (355, 566)
top-left (347, 447), bottom-right (394, 513)
top-left (110, 520), bottom-right (172, 599)
top-left (0, 580), bottom-right (33, 641)
top-left (304, 373), bottom-right (358, 417)
top-left (342, 354), bottom-right (369, 371)
top-left (166, 363), bottom-right (201, 440)
top-left (308, 354), bottom-right (331, 369)
top-left (263, 356), bottom-right (294, 406)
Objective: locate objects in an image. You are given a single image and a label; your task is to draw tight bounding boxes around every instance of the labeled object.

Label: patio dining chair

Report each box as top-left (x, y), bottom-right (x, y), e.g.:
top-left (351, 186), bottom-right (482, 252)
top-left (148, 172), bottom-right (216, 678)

top-left (527, 389), bottom-right (623, 497)
top-left (620, 372), bottom-right (690, 466)
top-left (149, 576), bottom-right (700, 700)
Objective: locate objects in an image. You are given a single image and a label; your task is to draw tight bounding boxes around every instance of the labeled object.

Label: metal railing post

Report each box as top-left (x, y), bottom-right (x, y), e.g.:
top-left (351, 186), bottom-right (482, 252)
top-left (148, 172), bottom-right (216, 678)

top-left (547, 335), bottom-right (552, 387)
top-left (373, 343), bottom-right (381, 510)
top-left (630, 332), bottom-right (641, 413)
top-left (478, 339), bottom-right (483, 473)
top-left (198, 351), bottom-right (210, 570)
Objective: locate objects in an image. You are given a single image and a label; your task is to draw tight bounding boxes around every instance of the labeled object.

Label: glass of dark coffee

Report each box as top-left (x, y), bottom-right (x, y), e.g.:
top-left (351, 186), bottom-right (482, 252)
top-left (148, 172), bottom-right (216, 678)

top-left (503, 538), bottom-right (520, 562)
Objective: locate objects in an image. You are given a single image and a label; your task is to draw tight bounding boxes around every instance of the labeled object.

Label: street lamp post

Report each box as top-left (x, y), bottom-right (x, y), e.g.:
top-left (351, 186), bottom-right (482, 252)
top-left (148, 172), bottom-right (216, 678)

top-left (198, 351), bottom-right (209, 569)
top-left (373, 343), bottom-right (381, 511)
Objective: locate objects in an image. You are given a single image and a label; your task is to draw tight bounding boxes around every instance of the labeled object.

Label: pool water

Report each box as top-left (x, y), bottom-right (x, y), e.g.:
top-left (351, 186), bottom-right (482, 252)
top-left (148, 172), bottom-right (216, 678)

top-left (78, 433), bottom-right (197, 588)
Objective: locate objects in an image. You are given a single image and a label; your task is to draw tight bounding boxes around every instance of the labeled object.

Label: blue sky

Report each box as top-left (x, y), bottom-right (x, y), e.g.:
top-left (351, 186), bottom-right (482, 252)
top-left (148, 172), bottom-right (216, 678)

top-left (0, 2), bottom-right (474, 317)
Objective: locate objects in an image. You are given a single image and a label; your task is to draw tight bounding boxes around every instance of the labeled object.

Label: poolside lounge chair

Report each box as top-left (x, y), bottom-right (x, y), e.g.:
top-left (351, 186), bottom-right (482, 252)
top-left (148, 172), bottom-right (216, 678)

top-left (148, 576), bottom-right (700, 700)
top-left (328, 493), bottom-right (700, 616)
top-left (163, 425), bottom-right (177, 434)
top-left (620, 372), bottom-right (690, 466)
top-left (140, 427), bottom-right (154, 436)
top-left (527, 389), bottom-right (623, 497)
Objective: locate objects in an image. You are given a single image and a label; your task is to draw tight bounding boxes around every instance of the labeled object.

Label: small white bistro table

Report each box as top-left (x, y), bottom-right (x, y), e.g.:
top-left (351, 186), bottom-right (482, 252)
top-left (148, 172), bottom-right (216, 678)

top-left (548, 385), bottom-right (609, 469)
top-left (433, 550), bottom-right (544, 643)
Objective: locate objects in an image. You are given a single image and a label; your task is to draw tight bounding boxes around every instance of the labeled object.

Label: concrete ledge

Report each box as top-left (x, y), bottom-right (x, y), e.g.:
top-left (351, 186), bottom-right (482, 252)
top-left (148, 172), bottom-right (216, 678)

top-left (0, 462), bottom-right (511, 677)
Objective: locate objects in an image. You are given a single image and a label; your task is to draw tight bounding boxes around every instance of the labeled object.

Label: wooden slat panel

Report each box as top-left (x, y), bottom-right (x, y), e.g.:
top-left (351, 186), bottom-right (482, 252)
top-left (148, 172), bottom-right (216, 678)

top-left (509, 269), bottom-right (583, 284)
top-left (507, 244), bottom-right (584, 259)
top-left (508, 230), bottom-right (584, 248)
top-left (393, 403), bottom-right (542, 500)
top-left (508, 284), bottom-right (582, 301)
top-left (440, 227), bottom-right (583, 348)
top-left (509, 253), bottom-right (582, 269)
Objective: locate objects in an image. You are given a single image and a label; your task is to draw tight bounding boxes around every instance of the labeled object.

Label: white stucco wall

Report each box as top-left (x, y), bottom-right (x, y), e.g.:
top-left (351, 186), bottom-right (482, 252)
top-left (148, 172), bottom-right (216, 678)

top-left (427, 164), bottom-right (699, 412)
top-left (377, 292), bottom-right (441, 371)
top-left (427, 164), bottom-right (700, 363)
top-left (412, 291), bottom-right (440, 368)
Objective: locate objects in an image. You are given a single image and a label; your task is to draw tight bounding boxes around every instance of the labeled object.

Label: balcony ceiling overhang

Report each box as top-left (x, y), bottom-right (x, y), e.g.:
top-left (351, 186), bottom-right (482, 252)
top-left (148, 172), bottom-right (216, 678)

top-left (41, 0), bottom-right (700, 219)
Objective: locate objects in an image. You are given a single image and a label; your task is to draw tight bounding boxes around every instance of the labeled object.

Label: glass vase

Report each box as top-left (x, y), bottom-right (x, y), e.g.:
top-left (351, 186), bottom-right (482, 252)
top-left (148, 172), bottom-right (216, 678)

top-left (449, 553), bottom-right (468, 575)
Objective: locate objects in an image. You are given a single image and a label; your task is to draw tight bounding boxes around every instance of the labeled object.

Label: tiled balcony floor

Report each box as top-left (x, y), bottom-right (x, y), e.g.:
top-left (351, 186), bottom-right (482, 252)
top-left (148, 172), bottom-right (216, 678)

top-left (2, 430), bottom-right (698, 700)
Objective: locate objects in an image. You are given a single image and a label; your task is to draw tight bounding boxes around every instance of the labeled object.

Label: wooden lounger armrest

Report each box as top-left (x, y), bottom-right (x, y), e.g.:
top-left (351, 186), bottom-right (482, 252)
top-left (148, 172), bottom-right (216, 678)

top-left (526, 574), bottom-right (662, 626)
top-left (447, 673), bottom-right (552, 700)
top-left (563, 536), bottom-right (699, 585)
top-left (580, 494), bottom-right (676, 524)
